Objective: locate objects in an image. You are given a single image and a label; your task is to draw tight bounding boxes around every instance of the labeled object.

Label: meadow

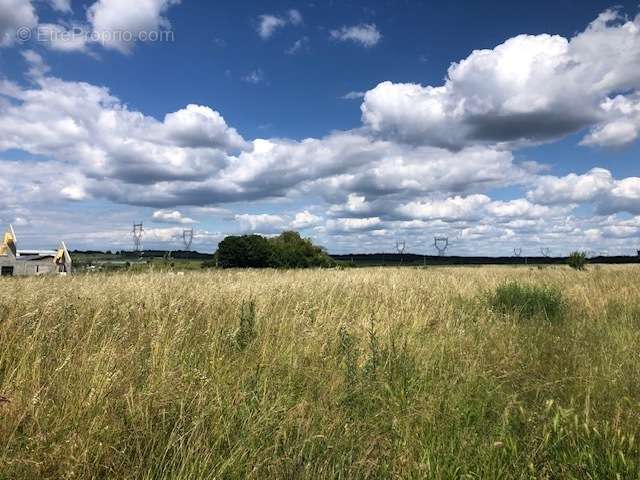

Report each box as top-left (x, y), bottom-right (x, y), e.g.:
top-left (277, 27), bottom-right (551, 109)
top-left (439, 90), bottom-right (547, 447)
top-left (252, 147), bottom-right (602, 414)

top-left (1, 266), bottom-right (639, 479)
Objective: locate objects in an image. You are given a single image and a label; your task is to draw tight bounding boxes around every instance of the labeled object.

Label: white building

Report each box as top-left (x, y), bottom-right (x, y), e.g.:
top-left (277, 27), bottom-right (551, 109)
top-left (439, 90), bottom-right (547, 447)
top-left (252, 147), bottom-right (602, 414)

top-left (0, 225), bottom-right (72, 277)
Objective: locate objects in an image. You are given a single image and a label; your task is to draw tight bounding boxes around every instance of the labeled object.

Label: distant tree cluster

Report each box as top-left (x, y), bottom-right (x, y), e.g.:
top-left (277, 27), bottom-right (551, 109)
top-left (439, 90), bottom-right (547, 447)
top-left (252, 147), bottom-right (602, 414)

top-left (216, 231), bottom-right (334, 268)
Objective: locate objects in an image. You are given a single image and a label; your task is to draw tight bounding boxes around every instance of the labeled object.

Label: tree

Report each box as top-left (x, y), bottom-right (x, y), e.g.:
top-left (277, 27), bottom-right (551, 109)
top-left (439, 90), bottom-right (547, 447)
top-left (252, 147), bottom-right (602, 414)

top-left (269, 231), bottom-right (333, 268)
top-left (215, 231), bottom-right (334, 268)
top-left (217, 235), bottom-right (273, 268)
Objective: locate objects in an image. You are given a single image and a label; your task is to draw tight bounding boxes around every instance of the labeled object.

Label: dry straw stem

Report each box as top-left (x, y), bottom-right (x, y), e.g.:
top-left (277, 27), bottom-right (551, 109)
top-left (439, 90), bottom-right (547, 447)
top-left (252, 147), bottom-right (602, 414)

top-left (1, 266), bottom-right (639, 479)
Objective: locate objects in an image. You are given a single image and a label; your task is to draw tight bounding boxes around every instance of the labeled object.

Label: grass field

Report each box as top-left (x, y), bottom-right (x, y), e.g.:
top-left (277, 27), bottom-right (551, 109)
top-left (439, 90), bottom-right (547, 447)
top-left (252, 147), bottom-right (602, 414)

top-left (1, 266), bottom-right (639, 479)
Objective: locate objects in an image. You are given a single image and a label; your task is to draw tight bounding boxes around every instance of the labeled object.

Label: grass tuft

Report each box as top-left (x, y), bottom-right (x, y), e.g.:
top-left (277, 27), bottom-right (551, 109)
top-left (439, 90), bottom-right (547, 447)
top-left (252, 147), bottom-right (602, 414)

top-left (234, 300), bottom-right (257, 350)
top-left (491, 280), bottom-right (566, 322)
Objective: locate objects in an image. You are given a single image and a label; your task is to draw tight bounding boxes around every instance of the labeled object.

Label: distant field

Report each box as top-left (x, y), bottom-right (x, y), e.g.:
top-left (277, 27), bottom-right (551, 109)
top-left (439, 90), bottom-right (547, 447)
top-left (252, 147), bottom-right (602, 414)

top-left (1, 266), bottom-right (639, 479)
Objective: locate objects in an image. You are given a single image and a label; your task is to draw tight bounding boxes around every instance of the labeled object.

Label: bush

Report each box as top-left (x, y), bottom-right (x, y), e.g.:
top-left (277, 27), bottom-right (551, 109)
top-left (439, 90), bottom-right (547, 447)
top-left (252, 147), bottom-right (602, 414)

top-left (491, 281), bottom-right (565, 322)
top-left (235, 301), bottom-right (257, 350)
top-left (217, 235), bottom-right (273, 268)
top-left (216, 231), bottom-right (334, 268)
top-left (269, 231), bottom-right (334, 268)
top-left (567, 251), bottom-right (587, 270)
top-left (200, 260), bottom-right (218, 269)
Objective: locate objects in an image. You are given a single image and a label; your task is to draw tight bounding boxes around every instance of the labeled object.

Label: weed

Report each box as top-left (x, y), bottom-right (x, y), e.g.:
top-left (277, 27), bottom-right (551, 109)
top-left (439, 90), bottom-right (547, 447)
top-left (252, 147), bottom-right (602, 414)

top-left (337, 324), bottom-right (360, 402)
top-left (491, 281), bottom-right (566, 322)
top-left (234, 300), bottom-right (257, 350)
top-left (567, 251), bottom-right (588, 270)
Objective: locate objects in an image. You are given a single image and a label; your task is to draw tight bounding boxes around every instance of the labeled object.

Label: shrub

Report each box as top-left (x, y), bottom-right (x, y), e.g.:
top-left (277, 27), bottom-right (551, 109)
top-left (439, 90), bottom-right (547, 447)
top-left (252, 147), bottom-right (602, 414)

top-left (269, 231), bottom-right (334, 268)
top-left (234, 300), bottom-right (257, 350)
top-left (216, 231), bottom-right (334, 268)
top-left (491, 281), bottom-right (565, 322)
top-left (567, 251), bottom-right (587, 270)
top-left (217, 235), bottom-right (273, 268)
top-left (200, 260), bottom-right (218, 269)
top-left (335, 262), bottom-right (355, 270)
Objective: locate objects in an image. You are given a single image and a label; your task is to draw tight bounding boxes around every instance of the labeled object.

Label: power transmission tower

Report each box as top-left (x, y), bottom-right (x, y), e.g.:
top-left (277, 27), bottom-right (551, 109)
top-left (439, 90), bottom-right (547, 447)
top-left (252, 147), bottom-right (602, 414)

top-left (396, 240), bottom-right (406, 265)
top-left (513, 248), bottom-right (522, 257)
top-left (540, 247), bottom-right (551, 258)
top-left (434, 236), bottom-right (449, 256)
top-left (183, 229), bottom-right (194, 251)
top-left (132, 223), bottom-right (144, 254)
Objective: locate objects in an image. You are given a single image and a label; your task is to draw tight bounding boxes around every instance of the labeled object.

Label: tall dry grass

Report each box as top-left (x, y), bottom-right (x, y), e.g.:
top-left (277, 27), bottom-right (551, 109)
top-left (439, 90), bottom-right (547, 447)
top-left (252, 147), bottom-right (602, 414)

top-left (1, 266), bottom-right (639, 479)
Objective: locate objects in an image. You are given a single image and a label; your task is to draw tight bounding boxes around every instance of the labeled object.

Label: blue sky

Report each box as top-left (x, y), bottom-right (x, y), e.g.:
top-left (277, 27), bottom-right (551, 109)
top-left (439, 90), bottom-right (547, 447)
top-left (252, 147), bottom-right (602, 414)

top-left (1, 0), bottom-right (640, 255)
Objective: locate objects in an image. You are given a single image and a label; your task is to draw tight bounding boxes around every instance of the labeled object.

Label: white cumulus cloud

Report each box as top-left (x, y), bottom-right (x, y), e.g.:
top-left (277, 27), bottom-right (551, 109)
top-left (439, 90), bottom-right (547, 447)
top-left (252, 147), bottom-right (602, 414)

top-left (257, 9), bottom-right (302, 40)
top-left (290, 210), bottom-right (321, 229)
top-left (330, 23), bottom-right (381, 47)
top-left (152, 209), bottom-right (197, 224)
top-left (528, 168), bottom-right (640, 215)
top-left (361, 10), bottom-right (640, 149)
top-left (235, 213), bottom-right (285, 233)
top-left (0, 0), bottom-right (37, 47)
top-left (87, 0), bottom-right (180, 53)
top-left (47, 0), bottom-right (72, 13)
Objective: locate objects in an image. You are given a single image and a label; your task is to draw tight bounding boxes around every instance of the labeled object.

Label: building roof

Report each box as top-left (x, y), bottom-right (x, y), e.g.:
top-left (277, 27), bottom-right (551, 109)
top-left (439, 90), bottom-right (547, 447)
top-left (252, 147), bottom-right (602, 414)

top-left (1, 225), bottom-right (71, 266)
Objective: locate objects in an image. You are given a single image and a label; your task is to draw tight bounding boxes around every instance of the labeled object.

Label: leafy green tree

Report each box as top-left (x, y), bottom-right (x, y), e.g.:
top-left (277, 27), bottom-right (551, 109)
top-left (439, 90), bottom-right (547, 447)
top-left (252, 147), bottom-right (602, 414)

top-left (269, 231), bottom-right (333, 268)
top-left (216, 231), bottom-right (334, 268)
top-left (217, 235), bottom-right (273, 268)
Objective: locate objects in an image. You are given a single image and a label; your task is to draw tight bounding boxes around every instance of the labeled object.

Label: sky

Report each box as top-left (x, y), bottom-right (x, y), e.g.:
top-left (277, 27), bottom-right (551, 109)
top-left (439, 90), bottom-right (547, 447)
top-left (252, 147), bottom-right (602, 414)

top-left (1, 0), bottom-right (640, 256)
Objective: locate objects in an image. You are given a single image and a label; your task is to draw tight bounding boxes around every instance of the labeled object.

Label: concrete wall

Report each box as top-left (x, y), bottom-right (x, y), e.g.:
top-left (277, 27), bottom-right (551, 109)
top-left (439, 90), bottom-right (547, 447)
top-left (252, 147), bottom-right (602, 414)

top-left (0, 256), bottom-right (59, 276)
